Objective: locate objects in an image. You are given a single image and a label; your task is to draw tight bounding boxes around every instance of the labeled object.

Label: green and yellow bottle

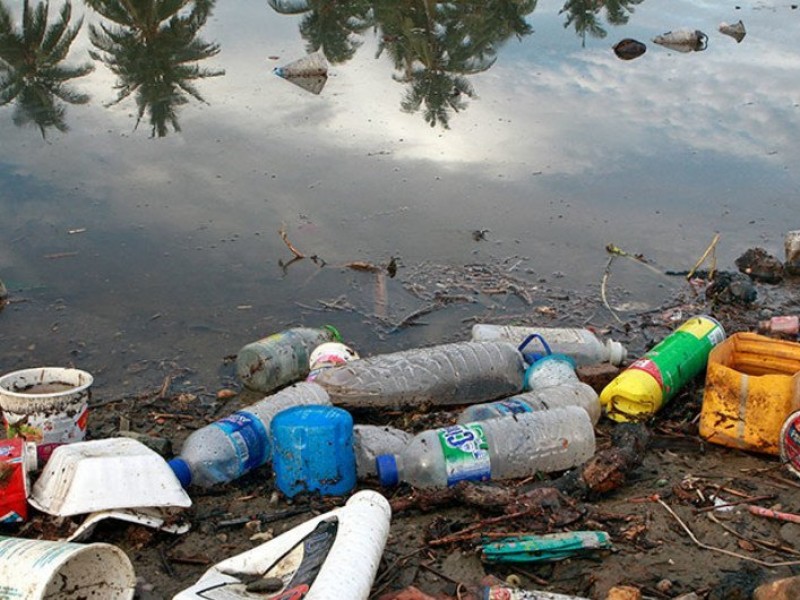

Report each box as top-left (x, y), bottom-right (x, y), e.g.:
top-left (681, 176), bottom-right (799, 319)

top-left (600, 315), bottom-right (726, 422)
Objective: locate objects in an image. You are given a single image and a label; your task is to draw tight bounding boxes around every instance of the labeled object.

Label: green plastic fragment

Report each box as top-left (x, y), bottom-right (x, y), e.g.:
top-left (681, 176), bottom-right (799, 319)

top-left (481, 531), bottom-right (611, 563)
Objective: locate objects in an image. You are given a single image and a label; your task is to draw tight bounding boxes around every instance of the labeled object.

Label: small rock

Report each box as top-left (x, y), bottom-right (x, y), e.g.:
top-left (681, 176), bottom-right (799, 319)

top-left (656, 579), bottom-right (673, 593)
top-left (735, 247), bottom-right (784, 283)
top-left (606, 586), bottom-right (641, 600)
top-left (577, 363), bottom-right (620, 393)
top-left (613, 38), bottom-right (647, 60)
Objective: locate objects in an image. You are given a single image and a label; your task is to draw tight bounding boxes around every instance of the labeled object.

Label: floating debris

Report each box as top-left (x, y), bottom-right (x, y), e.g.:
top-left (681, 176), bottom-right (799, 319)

top-left (719, 20), bottom-right (746, 43)
top-left (273, 52), bottom-right (328, 95)
top-left (653, 29), bottom-right (708, 53)
top-left (613, 38), bottom-right (647, 60)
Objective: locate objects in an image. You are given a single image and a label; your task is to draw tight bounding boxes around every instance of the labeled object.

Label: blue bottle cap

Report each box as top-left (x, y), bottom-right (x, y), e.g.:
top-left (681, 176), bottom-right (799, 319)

top-left (168, 457), bottom-right (192, 488)
top-left (376, 454), bottom-right (399, 487)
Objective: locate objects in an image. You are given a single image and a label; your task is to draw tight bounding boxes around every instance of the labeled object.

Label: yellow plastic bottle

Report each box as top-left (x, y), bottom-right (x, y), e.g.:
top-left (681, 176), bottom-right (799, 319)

top-left (600, 315), bottom-right (726, 422)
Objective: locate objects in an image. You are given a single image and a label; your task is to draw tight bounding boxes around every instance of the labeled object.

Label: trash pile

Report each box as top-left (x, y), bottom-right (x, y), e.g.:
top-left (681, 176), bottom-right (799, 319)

top-left (4, 234), bottom-right (800, 599)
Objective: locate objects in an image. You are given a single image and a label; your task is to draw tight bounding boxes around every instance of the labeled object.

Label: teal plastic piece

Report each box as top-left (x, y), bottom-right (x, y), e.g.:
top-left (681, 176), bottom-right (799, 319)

top-left (481, 531), bottom-right (611, 563)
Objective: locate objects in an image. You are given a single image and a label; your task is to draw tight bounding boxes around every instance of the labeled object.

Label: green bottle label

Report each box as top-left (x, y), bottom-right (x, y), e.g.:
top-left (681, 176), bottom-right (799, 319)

top-left (438, 424), bottom-right (491, 486)
top-left (629, 315), bottom-right (725, 402)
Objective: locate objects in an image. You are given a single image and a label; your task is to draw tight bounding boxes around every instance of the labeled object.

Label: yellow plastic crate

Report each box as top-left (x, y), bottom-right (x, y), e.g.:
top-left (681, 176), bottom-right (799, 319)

top-left (699, 332), bottom-right (800, 455)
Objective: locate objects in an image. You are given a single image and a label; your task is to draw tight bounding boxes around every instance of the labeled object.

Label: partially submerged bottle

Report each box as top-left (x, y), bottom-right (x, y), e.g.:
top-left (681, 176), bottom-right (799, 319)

top-left (168, 382), bottom-right (331, 488)
top-left (458, 383), bottom-right (601, 425)
top-left (236, 326), bottom-right (342, 393)
top-left (174, 490), bottom-right (391, 600)
top-left (600, 315), bottom-right (726, 422)
top-left (471, 324), bottom-right (627, 366)
top-left (314, 340), bottom-right (526, 409)
top-left (376, 405), bottom-right (595, 489)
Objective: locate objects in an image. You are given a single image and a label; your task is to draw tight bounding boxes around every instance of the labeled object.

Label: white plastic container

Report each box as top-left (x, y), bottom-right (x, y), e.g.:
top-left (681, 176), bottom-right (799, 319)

top-left (377, 406), bottom-right (595, 489)
top-left (169, 382), bottom-right (331, 488)
top-left (0, 536), bottom-right (136, 600)
top-left (353, 424), bottom-right (413, 478)
top-left (29, 438), bottom-right (191, 516)
top-left (471, 325), bottom-right (627, 366)
top-left (174, 490), bottom-right (391, 600)
top-left (314, 341), bottom-right (526, 409)
top-left (0, 367), bottom-right (93, 462)
top-left (458, 383), bottom-right (601, 425)
top-left (236, 326), bottom-right (341, 393)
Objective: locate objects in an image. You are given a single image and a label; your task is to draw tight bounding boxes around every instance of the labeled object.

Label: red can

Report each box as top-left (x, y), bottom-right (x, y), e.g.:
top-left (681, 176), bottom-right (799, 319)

top-left (0, 438), bottom-right (37, 523)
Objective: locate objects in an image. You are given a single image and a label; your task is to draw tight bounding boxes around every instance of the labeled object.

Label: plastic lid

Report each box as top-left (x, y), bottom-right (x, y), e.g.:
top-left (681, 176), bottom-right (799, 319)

top-left (606, 340), bottom-right (627, 365)
top-left (376, 454), bottom-right (399, 487)
top-left (168, 457), bottom-right (192, 488)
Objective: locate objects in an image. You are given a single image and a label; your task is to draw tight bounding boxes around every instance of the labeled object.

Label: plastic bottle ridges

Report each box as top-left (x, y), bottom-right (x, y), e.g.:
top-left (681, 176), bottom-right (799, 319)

top-left (458, 383), bottom-right (601, 425)
top-left (314, 340), bottom-right (526, 409)
top-left (236, 326), bottom-right (340, 393)
top-left (376, 405), bottom-right (595, 489)
top-left (471, 324), bottom-right (627, 366)
top-left (168, 382), bottom-right (331, 488)
top-left (353, 425), bottom-right (413, 478)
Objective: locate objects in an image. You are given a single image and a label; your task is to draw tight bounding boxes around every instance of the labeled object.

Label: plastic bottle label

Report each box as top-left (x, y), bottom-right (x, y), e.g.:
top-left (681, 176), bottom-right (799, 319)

top-left (438, 424), bottom-right (491, 485)
top-left (212, 411), bottom-right (270, 476)
top-left (495, 399), bottom-right (533, 416)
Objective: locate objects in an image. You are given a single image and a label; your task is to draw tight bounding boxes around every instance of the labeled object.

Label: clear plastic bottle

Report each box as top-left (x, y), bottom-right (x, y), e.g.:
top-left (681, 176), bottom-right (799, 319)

top-left (376, 405), bottom-right (595, 489)
top-left (313, 341), bottom-right (526, 409)
top-left (236, 326), bottom-right (341, 393)
top-left (352, 424), bottom-right (413, 478)
top-left (471, 324), bottom-right (627, 366)
top-left (758, 315), bottom-right (799, 336)
top-left (457, 383), bottom-right (601, 425)
top-left (168, 382), bottom-right (331, 488)
top-left (524, 354), bottom-right (580, 390)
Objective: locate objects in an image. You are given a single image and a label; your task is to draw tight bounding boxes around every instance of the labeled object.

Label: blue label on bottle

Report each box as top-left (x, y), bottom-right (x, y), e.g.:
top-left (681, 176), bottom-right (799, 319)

top-left (213, 411), bottom-right (270, 476)
top-left (495, 399), bottom-right (533, 416)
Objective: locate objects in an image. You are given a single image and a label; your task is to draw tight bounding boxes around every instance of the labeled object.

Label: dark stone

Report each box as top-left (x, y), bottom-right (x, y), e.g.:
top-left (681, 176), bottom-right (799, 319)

top-left (735, 247), bottom-right (784, 283)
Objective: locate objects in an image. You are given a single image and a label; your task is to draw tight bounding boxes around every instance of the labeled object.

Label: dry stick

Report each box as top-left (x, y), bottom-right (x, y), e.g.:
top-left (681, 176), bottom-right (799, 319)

top-left (428, 509), bottom-right (536, 547)
top-left (600, 255), bottom-right (624, 324)
top-left (707, 513), bottom-right (800, 558)
top-left (686, 233), bottom-right (720, 280)
top-left (657, 498), bottom-right (800, 567)
top-left (278, 225), bottom-right (305, 258)
top-left (748, 505), bottom-right (800, 524)
top-left (694, 495), bottom-right (776, 514)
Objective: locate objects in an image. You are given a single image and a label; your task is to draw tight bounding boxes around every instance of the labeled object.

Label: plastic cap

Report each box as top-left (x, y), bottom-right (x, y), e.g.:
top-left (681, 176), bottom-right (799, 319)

top-left (606, 340), bottom-right (627, 365)
top-left (168, 457), bottom-right (192, 488)
top-left (376, 454), bottom-right (399, 487)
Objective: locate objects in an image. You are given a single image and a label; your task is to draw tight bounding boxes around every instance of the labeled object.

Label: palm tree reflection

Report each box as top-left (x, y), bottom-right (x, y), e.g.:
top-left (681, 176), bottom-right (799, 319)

top-left (559, 0), bottom-right (643, 45)
top-left (86, 0), bottom-right (224, 137)
top-left (268, 0), bottom-right (536, 129)
top-left (0, 0), bottom-right (93, 138)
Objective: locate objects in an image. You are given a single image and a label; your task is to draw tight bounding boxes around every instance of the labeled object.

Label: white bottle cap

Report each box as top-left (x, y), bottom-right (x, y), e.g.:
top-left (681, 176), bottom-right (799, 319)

top-left (606, 340), bottom-right (627, 365)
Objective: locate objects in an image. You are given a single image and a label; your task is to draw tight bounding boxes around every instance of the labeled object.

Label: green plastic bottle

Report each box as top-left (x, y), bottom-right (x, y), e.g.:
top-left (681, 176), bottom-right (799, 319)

top-left (600, 315), bottom-right (726, 422)
top-left (236, 326), bottom-right (341, 393)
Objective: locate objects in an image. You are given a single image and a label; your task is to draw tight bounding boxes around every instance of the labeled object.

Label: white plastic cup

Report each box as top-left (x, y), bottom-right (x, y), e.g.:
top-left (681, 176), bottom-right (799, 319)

top-left (0, 536), bottom-right (136, 599)
top-left (0, 367), bottom-right (94, 463)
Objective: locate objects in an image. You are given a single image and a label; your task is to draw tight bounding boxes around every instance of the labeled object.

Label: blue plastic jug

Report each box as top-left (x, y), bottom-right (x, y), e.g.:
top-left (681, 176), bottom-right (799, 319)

top-left (270, 405), bottom-right (356, 498)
